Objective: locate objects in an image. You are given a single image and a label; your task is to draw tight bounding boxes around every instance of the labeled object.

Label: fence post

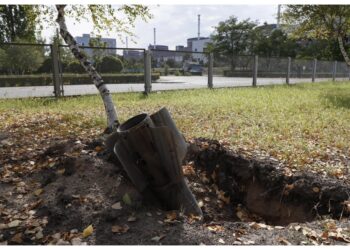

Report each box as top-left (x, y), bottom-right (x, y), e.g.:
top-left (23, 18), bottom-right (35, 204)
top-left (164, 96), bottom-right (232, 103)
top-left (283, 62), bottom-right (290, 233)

top-left (332, 60), bottom-right (337, 81)
top-left (286, 57), bottom-right (291, 84)
top-left (252, 55), bottom-right (258, 87)
top-left (51, 43), bottom-right (62, 97)
top-left (208, 53), bottom-right (213, 89)
top-left (144, 50), bottom-right (152, 94)
top-left (312, 58), bottom-right (317, 83)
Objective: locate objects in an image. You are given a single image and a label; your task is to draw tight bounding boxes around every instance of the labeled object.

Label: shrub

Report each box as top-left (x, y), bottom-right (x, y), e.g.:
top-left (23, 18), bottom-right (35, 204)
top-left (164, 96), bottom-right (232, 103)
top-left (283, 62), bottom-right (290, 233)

top-left (0, 73), bottom-right (160, 87)
top-left (174, 70), bottom-right (182, 76)
top-left (36, 58), bottom-right (53, 73)
top-left (67, 61), bottom-right (85, 73)
top-left (99, 56), bottom-right (123, 73)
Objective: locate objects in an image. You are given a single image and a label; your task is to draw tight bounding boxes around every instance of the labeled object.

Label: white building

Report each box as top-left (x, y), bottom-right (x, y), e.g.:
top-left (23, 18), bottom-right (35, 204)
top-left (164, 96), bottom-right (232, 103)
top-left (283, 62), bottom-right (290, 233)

top-left (191, 37), bottom-right (211, 63)
top-left (75, 34), bottom-right (117, 59)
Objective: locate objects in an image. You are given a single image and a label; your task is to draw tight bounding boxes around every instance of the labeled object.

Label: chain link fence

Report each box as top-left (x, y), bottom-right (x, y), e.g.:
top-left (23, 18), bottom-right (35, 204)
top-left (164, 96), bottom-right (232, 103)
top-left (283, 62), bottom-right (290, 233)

top-left (1, 42), bottom-right (350, 98)
top-left (58, 45), bottom-right (147, 96)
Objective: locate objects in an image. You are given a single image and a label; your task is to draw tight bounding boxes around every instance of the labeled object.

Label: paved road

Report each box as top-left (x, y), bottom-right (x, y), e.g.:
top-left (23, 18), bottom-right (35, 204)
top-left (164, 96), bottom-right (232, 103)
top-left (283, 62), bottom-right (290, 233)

top-left (0, 76), bottom-right (346, 99)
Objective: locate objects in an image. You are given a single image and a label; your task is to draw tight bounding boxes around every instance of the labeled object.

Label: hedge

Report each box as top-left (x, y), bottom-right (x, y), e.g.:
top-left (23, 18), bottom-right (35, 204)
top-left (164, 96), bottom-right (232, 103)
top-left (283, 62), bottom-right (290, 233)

top-left (0, 73), bottom-right (160, 87)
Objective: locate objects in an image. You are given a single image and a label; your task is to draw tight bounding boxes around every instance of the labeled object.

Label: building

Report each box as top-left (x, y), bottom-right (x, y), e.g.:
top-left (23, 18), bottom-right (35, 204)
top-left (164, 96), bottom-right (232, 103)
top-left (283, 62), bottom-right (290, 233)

top-left (75, 34), bottom-right (117, 58)
top-left (176, 37), bottom-right (212, 63)
top-left (123, 50), bottom-right (144, 60)
top-left (148, 44), bottom-right (183, 66)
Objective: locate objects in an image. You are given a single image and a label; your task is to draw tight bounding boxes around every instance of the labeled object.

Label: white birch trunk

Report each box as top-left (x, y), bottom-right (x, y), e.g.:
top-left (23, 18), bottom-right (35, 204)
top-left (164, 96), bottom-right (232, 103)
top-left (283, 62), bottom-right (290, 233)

top-left (337, 35), bottom-right (350, 67)
top-left (55, 5), bottom-right (119, 130)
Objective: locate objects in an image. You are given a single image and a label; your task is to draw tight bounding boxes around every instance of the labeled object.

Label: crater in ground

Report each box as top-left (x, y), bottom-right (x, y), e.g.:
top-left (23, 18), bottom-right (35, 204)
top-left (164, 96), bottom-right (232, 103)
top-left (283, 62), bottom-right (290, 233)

top-left (1, 136), bottom-right (350, 245)
top-left (186, 138), bottom-right (350, 226)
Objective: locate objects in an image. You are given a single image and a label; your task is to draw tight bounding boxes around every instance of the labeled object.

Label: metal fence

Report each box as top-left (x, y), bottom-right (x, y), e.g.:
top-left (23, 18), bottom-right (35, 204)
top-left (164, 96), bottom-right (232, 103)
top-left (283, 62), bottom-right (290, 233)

top-left (0, 42), bottom-right (350, 98)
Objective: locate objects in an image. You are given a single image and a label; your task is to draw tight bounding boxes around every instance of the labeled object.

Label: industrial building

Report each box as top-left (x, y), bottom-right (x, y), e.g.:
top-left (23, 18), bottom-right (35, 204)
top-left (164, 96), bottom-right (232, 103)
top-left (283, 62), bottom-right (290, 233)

top-left (75, 34), bottom-right (117, 58)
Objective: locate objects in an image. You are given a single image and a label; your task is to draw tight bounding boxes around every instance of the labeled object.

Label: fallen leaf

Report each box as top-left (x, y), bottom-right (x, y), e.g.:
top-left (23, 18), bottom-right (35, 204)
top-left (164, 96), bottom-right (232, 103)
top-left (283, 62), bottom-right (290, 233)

top-left (34, 189), bottom-right (43, 196)
top-left (57, 169), bottom-right (65, 175)
top-left (35, 231), bottom-right (43, 240)
top-left (111, 224), bottom-right (129, 234)
top-left (217, 190), bottom-right (230, 204)
top-left (243, 240), bottom-right (255, 245)
top-left (122, 193), bottom-right (132, 205)
top-left (342, 200), bottom-right (350, 212)
top-left (71, 237), bottom-right (82, 245)
top-left (111, 202), bottom-right (122, 210)
top-left (82, 225), bottom-right (93, 238)
top-left (278, 237), bottom-right (291, 245)
top-left (10, 233), bottom-right (22, 244)
top-left (127, 216), bottom-right (137, 222)
top-left (207, 224), bottom-right (224, 233)
top-left (249, 222), bottom-right (267, 230)
top-left (187, 214), bottom-right (202, 224)
top-left (182, 164), bottom-right (195, 176)
top-left (8, 220), bottom-right (21, 228)
top-left (165, 211), bottom-right (177, 221)
top-left (218, 238), bottom-right (225, 244)
top-left (312, 187), bottom-right (320, 193)
top-left (95, 146), bottom-right (103, 152)
top-left (151, 234), bottom-right (166, 242)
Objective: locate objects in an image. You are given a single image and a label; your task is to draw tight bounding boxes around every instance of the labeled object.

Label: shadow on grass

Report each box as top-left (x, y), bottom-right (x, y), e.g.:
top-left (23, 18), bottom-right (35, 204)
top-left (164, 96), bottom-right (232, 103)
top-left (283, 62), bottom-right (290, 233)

top-left (322, 89), bottom-right (350, 109)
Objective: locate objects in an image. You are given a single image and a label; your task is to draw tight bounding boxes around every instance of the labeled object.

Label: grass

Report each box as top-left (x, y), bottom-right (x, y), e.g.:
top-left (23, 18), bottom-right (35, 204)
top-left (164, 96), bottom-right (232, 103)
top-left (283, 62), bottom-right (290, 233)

top-left (1, 81), bottom-right (350, 174)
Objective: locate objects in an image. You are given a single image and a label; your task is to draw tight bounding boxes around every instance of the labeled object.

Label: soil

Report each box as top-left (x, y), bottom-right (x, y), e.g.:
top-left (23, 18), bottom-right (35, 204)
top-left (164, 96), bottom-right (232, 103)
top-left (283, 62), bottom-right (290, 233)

top-left (1, 135), bottom-right (350, 245)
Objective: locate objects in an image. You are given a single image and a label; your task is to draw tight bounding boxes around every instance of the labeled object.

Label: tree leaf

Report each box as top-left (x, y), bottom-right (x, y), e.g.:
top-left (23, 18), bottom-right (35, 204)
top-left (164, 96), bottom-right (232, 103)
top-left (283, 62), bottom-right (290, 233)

top-left (111, 224), bottom-right (129, 234)
top-left (122, 193), bottom-right (132, 205)
top-left (82, 225), bottom-right (93, 238)
top-left (111, 202), bottom-right (122, 210)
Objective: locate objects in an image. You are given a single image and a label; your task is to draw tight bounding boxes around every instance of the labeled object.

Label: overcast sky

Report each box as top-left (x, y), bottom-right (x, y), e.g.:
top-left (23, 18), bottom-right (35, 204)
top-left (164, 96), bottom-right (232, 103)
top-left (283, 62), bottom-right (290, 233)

top-left (42, 5), bottom-right (279, 50)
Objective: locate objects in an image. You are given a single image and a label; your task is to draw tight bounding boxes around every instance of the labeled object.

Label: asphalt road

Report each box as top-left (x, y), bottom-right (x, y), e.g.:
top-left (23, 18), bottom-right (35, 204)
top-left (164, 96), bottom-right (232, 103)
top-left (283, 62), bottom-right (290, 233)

top-left (0, 75), bottom-right (346, 99)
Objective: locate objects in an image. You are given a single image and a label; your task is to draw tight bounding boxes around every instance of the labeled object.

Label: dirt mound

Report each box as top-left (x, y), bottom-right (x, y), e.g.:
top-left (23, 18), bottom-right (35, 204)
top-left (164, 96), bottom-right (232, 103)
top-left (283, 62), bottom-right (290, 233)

top-left (188, 138), bottom-right (350, 225)
top-left (1, 137), bottom-right (350, 245)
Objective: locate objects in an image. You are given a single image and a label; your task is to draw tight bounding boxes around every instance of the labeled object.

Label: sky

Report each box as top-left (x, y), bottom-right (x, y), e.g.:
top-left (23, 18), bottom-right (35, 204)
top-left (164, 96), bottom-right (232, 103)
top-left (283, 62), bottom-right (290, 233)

top-left (41, 5), bottom-right (279, 50)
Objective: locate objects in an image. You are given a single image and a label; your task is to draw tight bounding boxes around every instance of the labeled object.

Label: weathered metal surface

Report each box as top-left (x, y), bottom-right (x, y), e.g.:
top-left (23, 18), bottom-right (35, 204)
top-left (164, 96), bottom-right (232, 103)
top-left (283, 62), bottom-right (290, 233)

top-left (112, 107), bottom-right (202, 216)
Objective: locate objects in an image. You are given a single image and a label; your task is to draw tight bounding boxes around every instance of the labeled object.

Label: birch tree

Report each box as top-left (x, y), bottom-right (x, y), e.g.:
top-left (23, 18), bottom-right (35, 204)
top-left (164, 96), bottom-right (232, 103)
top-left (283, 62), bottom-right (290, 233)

top-left (283, 5), bottom-right (350, 66)
top-left (32, 5), bottom-right (151, 131)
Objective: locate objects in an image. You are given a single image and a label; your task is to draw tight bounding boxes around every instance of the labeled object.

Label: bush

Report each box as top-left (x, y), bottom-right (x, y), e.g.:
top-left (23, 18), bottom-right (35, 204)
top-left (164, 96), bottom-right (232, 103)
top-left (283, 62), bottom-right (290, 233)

top-left (164, 65), bottom-right (169, 76)
top-left (36, 58), bottom-right (53, 74)
top-left (99, 56), bottom-right (123, 73)
top-left (67, 61), bottom-right (85, 73)
top-left (0, 73), bottom-right (160, 87)
top-left (174, 70), bottom-right (182, 76)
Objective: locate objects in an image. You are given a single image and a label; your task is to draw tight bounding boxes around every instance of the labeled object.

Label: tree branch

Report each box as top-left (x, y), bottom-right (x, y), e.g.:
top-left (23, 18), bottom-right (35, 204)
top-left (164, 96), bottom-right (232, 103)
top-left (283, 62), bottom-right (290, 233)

top-left (55, 5), bottom-right (119, 131)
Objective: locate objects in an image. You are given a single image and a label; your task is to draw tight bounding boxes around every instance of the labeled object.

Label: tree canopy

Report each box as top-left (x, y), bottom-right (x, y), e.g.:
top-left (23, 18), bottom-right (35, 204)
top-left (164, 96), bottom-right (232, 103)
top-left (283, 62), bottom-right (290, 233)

top-left (0, 5), bottom-right (37, 43)
top-left (283, 5), bottom-right (350, 65)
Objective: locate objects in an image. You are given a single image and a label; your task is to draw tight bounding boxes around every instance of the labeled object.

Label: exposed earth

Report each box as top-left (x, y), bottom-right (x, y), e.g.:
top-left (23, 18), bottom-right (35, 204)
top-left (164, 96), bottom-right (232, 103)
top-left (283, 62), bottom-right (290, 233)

top-left (1, 129), bottom-right (350, 245)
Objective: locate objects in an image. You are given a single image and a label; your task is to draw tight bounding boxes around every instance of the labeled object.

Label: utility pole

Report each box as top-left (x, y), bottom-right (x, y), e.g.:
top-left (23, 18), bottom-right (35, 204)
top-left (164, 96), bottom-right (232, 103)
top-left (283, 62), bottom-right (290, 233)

top-left (277, 5), bottom-right (281, 29)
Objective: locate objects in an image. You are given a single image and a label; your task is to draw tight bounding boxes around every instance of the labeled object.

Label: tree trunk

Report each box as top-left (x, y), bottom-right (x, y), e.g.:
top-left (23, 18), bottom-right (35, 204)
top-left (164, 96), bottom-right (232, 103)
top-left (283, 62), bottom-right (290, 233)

top-left (55, 5), bottom-right (119, 130)
top-left (337, 35), bottom-right (350, 67)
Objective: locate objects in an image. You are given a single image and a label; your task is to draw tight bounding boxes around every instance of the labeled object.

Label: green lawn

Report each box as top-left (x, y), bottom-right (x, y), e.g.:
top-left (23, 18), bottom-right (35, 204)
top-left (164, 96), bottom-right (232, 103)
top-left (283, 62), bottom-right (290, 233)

top-left (1, 81), bottom-right (350, 175)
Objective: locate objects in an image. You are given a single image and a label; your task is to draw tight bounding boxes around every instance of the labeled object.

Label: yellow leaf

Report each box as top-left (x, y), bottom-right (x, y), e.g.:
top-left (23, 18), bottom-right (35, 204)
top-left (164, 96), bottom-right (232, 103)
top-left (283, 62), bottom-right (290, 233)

top-left (312, 187), bottom-right (320, 193)
top-left (207, 225), bottom-right (224, 232)
top-left (34, 189), bottom-right (43, 196)
top-left (82, 225), bottom-right (93, 238)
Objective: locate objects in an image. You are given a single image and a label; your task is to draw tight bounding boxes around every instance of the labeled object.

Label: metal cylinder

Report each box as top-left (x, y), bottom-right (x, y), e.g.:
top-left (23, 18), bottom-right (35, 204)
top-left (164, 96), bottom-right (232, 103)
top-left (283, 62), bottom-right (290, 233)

top-left (114, 108), bottom-right (202, 216)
